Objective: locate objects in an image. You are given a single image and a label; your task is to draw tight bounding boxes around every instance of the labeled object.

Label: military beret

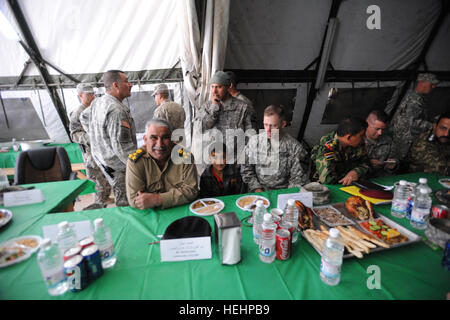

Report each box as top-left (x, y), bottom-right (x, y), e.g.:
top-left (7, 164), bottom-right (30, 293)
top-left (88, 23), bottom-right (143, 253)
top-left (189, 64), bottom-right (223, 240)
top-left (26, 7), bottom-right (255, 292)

top-left (417, 73), bottom-right (439, 85)
top-left (209, 71), bottom-right (231, 86)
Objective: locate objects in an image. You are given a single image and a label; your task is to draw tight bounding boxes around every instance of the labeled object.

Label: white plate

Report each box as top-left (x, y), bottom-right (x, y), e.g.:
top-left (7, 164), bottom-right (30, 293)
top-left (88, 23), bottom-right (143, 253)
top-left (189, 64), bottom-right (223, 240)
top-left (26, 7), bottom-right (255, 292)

top-left (189, 198), bottom-right (225, 216)
top-left (0, 235), bottom-right (42, 268)
top-left (0, 209), bottom-right (13, 228)
top-left (235, 195), bottom-right (270, 212)
top-left (438, 179), bottom-right (450, 189)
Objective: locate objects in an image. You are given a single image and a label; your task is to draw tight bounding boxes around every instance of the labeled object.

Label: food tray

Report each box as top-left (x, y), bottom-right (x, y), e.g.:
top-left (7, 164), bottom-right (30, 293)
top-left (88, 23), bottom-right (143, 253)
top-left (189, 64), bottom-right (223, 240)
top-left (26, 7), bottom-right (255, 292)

top-left (312, 205), bottom-right (354, 227)
top-left (301, 202), bottom-right (421, 259)
top-left (189, 198), bottom-right (224, 216)
top-left (438, 178), bottom-right (450, 189)
top-left (235, 195), bottom-right (270, 212)
top-left (0, 209), bottom-right (13, 228)
top-left (0, 235), bottom-right (42, 268)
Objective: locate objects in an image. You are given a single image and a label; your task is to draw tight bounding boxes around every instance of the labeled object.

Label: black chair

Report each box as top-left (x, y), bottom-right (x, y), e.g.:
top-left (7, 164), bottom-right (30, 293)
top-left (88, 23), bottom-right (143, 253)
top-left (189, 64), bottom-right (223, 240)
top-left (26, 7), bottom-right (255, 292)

top-left (14, 146), bottom-right (77, 185)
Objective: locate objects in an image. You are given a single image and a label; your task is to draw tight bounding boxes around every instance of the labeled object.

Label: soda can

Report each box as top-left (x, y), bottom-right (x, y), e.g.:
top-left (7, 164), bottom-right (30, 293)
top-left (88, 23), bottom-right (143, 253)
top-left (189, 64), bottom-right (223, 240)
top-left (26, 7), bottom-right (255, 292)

top-left (79, 236), bottom-right (95, 249)
top-left (432, 205), bottom-right (449, 219)
top-left (81, 245), bottom-right (104, 282)
top-left (64, 255), bottom-right (88, 292)
top-left (270, 208), bottom-right (283, 217)
top-left (279, 220), bottom-right (294, 236)
top-left (63, 245), bottom-right (82, 261)
top-left (272, 214), bottom-right (281, 229)
top-left (276, 229), bottom-right (291, 260)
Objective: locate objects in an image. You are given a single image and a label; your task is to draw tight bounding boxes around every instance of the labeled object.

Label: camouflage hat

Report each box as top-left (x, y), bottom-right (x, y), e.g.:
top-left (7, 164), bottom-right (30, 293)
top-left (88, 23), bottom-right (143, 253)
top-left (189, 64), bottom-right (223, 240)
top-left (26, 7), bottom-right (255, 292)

top-left (76, 83), bottom-right (94, 94)
top-left (417, 73), bottom-right (439, 85)
top-left (152, 84), bottom-right (169, 96)
top-left (209, 71), bottom-right (231, 86)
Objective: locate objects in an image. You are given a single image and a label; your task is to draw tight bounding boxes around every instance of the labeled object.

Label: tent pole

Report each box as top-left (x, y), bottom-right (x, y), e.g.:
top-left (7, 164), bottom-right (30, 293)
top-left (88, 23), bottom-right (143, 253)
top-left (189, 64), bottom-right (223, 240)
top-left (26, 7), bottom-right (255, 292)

top-left (6, 0), bottom-right (71, 139)
top-left (0, 92), bottom-right (10, 129)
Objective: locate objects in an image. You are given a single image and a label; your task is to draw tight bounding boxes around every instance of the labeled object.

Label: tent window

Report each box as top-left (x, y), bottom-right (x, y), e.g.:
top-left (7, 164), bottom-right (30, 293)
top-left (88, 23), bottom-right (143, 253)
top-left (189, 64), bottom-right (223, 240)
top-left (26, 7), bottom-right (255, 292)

top-left (239, 89), bottom-right (297, 129)
top-left (125, 90), bottom-right (174, 133)
top-left (0, 97), bottom-right (49, 142)
top-left (426, 87), bottom-right (450, 119)
top-left (321, 87), bottom-right (396, 124)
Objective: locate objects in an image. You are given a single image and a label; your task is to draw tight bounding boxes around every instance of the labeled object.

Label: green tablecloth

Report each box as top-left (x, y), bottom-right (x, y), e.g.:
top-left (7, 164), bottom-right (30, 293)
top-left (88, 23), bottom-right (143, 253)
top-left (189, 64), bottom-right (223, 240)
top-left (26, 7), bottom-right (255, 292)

top-left (0, 173), bottom-right (449, 300)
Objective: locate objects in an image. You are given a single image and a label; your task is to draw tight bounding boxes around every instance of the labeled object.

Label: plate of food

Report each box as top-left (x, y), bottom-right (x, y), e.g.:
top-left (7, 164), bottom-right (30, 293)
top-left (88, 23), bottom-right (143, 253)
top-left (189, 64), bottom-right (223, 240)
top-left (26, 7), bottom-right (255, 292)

top-left (344, 196), bottom-right (375, 220)
top-left (190, 198), bottom-right (225, 216)
top-left (438, 179), bottom-right (450, 189)
top-left (0, 235), bottom-right (42, 268)
top-left (0, 209), bottom-right (13, 228)
top-left (360, 219), bottom-right (408, 245)
top-left (312, 205), bottom-right (354, 227)
top-left (236, 195), bottom-right (270, 212)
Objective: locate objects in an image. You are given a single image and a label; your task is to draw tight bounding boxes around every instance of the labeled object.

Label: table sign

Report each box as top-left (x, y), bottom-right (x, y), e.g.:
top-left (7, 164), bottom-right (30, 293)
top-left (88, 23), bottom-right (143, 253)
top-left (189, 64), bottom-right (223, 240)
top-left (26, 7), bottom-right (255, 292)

top-left (42, 220), bottom-right (93, 243)
top-left (277, 192), bottom-right (313, 209)
top-left (3, 189), bottom-right (45, 207)
top-left (160, 236), bottom-right (211, 262)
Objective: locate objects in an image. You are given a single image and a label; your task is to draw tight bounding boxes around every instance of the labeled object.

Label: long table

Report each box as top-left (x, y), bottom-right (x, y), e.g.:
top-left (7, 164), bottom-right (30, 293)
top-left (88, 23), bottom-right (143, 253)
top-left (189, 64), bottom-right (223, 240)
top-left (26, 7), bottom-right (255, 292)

top-left (0, 173), bottom-right (449, 300)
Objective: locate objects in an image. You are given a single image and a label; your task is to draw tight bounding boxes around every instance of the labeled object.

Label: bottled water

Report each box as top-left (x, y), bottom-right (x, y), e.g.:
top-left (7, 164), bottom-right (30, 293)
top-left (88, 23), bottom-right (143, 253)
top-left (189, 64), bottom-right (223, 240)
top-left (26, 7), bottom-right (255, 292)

top-left (410, 188), bottom-right (432, 230)
top-left (283, 199), bottom-right (299, 243)
top-left (57, 221), bottom-right (78, 254)
top-left (252, 200), bottom-right (266, 244)
top-left (407, 178), bottom-right (432, 220)
top-left (93, 218), bottom-right (117, 268)
top-left (0, 168), bottom-right (9, 189)
top-left (37, 238), bottom-right (68, 296)
top-left (259, 214), bottom-right (277, 263)
top-left (320, 228), bottom-right (344, 286)
top-left (391, 180), bottom-right (409, 218)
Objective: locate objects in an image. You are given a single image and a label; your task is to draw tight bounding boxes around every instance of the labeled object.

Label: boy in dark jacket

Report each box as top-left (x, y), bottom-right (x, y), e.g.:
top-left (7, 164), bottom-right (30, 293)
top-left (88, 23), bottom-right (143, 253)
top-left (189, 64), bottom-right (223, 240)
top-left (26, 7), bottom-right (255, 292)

top-left (199, 142), bottom-right (247, 198)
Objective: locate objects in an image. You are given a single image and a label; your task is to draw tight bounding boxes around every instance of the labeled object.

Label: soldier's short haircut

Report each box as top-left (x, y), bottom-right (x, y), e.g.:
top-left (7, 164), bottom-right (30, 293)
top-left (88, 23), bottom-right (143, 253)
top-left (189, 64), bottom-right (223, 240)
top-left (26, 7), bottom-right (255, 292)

top-left (145, 118), bottom-right (172, 132)
top-left (264, 104), bottom-right (286, 122)
top-left (208, 142), bottom-right (227, 156)
top-left (337, 117), bottom-right (367, 137)
top-left (104, 70), bottom-right (125, 91)
top-left (368, 109), bottom-right (389, 123)
top-left (436, 111), bottom-right (450, 124)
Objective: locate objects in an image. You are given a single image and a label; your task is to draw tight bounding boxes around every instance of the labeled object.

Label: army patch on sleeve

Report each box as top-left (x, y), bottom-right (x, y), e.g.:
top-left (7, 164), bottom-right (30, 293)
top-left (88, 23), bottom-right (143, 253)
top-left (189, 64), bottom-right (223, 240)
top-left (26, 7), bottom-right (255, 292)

top-left (324, 151), bottom-right (336, 161)
top-left (121, 120), bottom-right (131, 129)
top-left (128, 148), bottom-right (144, 162)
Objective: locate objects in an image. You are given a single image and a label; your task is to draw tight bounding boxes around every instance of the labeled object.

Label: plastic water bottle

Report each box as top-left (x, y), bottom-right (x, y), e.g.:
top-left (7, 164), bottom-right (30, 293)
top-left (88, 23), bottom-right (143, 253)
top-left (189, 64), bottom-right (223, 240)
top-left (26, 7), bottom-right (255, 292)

top-left (410, 187), bottom-right (432, 230)
top-left (320, 228), bottom-right (344, 286)
top-left (283, 199), bottom-right (299, 243)
top-left (0, 168), bottom-right (9, 190)
top-left (56, 221), bottom-right (78, 254)
top-left (391, 180), bottom-right (409, 218)
top-left (93, 218), bottom-right (117, 268)
top-left (259, 214), bottom-right (277, 263)
top-left (252, 200), bottom-right (266, 244)
top-left (406, 178), bottom-right (432, 220)
top-left (12, 138), bottom-right (20, 152)
top-left (37, 238), bottom-right (68, 296)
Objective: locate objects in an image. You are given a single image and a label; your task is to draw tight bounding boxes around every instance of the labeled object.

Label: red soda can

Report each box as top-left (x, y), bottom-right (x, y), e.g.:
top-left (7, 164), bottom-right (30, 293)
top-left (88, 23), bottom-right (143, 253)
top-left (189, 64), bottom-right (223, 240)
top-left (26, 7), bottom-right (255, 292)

top-left (432, 205), bottom-right (449, 219)
top-left (63, 245), bottom-right (82, 261)
top-left (279, 220), bottom-right (294, 235)
top-left (79, 236), bottom-right (95, 249)
top-left (272, 214), bottom-right (282, 229)
top-left (276, 229), bottom-right (291, 260)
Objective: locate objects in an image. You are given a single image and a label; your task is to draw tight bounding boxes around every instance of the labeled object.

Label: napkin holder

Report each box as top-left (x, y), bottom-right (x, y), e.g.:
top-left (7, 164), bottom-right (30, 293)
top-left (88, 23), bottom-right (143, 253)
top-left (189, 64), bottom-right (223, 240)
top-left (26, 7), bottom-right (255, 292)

top-left (214, 212), bottom-right (241, 265)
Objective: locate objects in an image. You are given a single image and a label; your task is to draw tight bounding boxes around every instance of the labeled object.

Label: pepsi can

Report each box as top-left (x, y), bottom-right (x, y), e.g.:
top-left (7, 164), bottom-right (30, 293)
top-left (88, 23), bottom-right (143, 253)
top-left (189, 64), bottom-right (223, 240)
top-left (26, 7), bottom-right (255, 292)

top-left (64, 255), bottom-right (88, 292)
top-left (79, 236), bottom-right (95, 249)
top-left (81, 245), bottom-right (104, 282)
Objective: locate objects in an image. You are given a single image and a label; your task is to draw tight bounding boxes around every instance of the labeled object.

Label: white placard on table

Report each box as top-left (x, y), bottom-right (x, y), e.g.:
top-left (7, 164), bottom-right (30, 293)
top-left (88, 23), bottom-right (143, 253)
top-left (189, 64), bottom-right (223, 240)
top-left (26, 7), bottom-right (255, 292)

top-left (42, 220), bottom-right (93, 244)
top-left (160, 236), bottom-right (212, 262)
top-left (277, 192), bottom-right (313, 210)
top-left (3, 189), bottom-right (45, 207)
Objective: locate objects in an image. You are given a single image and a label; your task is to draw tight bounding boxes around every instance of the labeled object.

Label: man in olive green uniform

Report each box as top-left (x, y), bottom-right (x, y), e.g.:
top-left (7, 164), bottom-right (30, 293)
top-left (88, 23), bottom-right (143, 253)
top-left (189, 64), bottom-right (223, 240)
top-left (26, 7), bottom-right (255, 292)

top-left (126, 119), bottom-right (199, 210)
top-left (69, 83), bottom-right (111, 209)
top-left (406, 112), bottom-right (450, 176)
top-left (311, 117), bottom-right (370, 185)
top-left (152, 84), bottom-right (186, 132)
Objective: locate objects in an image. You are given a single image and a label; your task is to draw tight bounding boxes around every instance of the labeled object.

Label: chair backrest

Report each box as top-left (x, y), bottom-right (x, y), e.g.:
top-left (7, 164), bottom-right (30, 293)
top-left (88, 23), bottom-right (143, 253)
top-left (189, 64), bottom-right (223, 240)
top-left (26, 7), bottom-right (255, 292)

top-left (14, 146), bottom-right (72, 184)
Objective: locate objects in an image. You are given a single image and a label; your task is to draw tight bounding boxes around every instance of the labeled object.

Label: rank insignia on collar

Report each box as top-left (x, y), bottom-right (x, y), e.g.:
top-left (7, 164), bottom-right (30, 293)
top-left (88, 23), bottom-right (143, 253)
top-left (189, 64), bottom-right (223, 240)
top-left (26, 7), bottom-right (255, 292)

top-left (325, 140), bottom-right (337, 151)
top-left (128, 148), bottom-right (144, 162)
top-left (178, 148), bottom-right (191, 160)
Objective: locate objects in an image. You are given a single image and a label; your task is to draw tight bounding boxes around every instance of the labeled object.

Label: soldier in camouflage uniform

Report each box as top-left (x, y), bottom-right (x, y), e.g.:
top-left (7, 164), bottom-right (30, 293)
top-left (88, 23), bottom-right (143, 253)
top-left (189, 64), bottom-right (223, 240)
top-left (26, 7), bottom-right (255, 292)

top-left (406, 112), bottom-right (450, 176)
top-left (364, 110), bottom-right (399, 177)
top-left (70, 83), bottom-right (111, 209)
top-left (80, 70), bottom-right (137, 207)
top-left (241, 105), bottom-right (309, 192)
top-left (311, 117), bottom-right (370, 185)
top-left (391, 73), bottom-right (439, 160)
top-left (226, 71), bottom-right (254, 108)
top-left (152, 84), bottom-right (186, 132)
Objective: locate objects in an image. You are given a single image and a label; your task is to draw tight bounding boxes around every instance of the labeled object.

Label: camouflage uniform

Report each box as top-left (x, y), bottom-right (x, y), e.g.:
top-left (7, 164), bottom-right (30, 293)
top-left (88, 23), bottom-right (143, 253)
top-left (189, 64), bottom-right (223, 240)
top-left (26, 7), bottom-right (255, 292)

top-left (311, 131), bottom-right (370, 184)
top-left (241, 132), bottom-right (309, 191)
top-left (80, 94), bottom-right (137, 206)
top-left (233, 92), bottom-right (253, 108)
top-left (391, 90), bottom-right (433, 160)
top-left (125, 145), bottom-right (199, 209)
top-left (69, 104), bottom-right (111, 206)
top-left (406, 129), bottom-right (450, 176)
top-left (153, 100), bottom-right (186, 132)
top-left (364, 135), bottom-right (399, 177)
